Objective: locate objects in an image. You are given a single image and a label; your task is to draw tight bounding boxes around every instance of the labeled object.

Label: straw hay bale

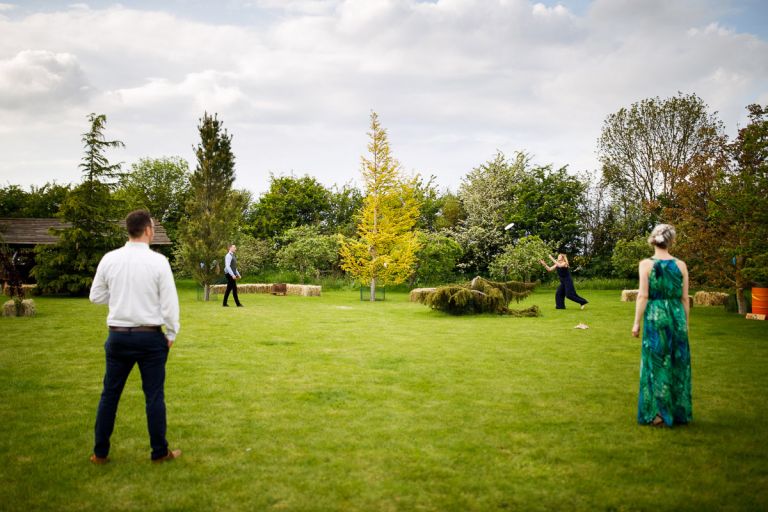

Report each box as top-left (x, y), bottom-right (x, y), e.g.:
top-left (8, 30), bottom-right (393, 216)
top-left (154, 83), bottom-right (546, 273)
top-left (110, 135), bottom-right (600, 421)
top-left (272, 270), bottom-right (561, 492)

top-left (621, 290), bottom-right (639, 302)
top-left (409, 288), bottom-right (436, 302)
top-left (693, 291), bottom-right (729, 306)
top-left (286, 284), bottom-right (321, 297)
top-left (210, 283), bottom-right (275, 295)
top-left (2, 299), bottom-right (35, 317)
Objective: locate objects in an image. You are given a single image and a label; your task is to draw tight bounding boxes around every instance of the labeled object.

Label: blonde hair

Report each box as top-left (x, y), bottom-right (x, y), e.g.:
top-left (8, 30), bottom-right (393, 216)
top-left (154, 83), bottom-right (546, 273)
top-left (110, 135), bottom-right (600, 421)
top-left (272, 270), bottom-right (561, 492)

top-left (648, 224), bottom-right (676, 249)
top-left (558, 254), bottom-right (569, 267)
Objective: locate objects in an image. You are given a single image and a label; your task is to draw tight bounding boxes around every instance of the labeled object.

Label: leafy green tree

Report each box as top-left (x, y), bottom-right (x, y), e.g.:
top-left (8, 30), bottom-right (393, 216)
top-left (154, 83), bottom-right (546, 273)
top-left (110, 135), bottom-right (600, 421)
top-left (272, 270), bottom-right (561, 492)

top-left (0, 185), bottom-right (26, 216)
top-left (339, 112), bottom-right (421, 300)
top-left (434, 192), bottom-right (466, 231)
top-left (412, 175), bottom-right (444, 231)
top-left (612, 236), bottom-right (653, 279)
top-left (450, 151), bottom-right (526, 274)
top-left (0, 182), bottom-right (72, 218)
top-left (233, 235), bottom-right (274, 277)
top-left (32, 113), bottom-right (124, 295)
top-left (410, 231), bottom-right (463, 286)
top-left (249, 174), bottom-right (331, 239)
top-left (326, 183), bottom-right (363, 237)
top-left (506, 165), bottom-right (587, 255)
top-left (177, 112), bottom-right (239, 300)
top-left (489, 235), bottom-right (553, 283)
top-left (598, 92), bottom-right (725, 218)
top-left (116, 157), bottom-right (191, 241)
top-left (716, 104), bottom-right (768, 311)
top-left (276, 225), bottom-right (339, 282)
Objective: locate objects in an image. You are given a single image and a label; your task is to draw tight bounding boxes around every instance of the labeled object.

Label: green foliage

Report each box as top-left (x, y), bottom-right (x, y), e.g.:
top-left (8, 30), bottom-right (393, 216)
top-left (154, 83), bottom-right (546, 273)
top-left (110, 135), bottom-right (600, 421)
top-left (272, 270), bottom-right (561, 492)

top-left (249, 174), bottom-right (332, 239)
top-left (420, 276), bottom-right (538, 315)
top-left (450, 152), bottom-right (526, 274)
top-left (32, 114), bottom-right (125, 295)
top-left (177, 112), bottom-right (240, 298)
top-left (611, 236), bottom-right (652, 278)
top-left (276, 225), bottom-right (340, 281)
top-left (506, 165), bottom-right (587, 255)
top-left (410, 231), bottom-right (463, 286)
top-left (489, 235), bottom-right (554, 282)
top-left (232, 235), bottom-right (274, 276)
top-left (116, 156), bottom-right (191, 241)
top-left (435, 192), bottom-right (466, 230)
top-left (326, 183), bottom-right (364, 237)
top-left (0, 182), bottom-right (71, 218)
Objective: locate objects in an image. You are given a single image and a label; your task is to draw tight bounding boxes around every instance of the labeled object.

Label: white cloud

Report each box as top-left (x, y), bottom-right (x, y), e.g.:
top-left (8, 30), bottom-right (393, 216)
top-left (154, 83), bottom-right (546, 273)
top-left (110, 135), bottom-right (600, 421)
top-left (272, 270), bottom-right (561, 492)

top-left (0, 50), bottom-right (91, 109)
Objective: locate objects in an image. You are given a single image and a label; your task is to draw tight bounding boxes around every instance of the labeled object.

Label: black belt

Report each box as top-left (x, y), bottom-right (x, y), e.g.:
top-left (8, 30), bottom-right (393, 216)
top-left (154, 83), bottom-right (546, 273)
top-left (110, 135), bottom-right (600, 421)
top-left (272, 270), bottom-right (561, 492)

top-left (109, 326), bottom-right (162, 333)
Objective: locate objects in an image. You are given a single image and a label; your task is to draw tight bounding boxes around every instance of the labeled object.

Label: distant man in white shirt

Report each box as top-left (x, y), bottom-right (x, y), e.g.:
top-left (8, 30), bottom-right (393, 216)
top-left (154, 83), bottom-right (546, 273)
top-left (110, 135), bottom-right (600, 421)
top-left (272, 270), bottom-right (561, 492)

top-left (223, 243), bottom-right (243, 307)
top-left (88, 210), bottom-right (181, 464)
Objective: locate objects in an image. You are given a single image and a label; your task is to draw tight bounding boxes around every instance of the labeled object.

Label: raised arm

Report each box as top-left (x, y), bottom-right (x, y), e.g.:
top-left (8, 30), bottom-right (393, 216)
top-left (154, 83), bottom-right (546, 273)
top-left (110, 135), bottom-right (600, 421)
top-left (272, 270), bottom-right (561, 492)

top-left (539, 259), bottom-right (555, 272)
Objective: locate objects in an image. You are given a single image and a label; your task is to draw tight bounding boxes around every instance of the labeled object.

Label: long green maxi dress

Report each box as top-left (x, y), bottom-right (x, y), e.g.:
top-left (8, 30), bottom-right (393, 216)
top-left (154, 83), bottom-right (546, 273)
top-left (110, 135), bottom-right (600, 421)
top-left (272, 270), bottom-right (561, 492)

top-left (637, 258), bottom-right (692, 426)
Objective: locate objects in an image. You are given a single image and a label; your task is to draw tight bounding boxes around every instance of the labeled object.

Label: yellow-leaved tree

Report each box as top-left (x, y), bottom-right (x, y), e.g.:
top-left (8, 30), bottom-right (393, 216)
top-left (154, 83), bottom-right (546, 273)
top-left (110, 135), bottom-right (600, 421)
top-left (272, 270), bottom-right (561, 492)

top-left (340, 112), bottom-right (421, 301)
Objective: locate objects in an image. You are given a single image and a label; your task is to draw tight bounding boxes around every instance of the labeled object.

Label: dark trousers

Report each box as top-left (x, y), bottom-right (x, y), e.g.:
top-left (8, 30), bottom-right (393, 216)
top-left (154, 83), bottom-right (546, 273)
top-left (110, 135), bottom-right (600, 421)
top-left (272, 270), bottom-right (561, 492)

top-left (94, 331), bottom-right (169, 460)
top-left (555, 282), bottom-right (588, 309)
top-left (223, 274), bottom-right (241, 306)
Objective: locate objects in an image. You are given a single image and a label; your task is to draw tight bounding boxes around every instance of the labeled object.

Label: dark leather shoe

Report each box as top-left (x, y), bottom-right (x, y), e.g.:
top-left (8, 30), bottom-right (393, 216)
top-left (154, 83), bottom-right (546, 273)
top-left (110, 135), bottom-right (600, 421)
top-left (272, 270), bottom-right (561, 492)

top-left (152, 449), bottom-right (182, 463)
top-left (236, 304), bottom-right (244, 307)
top-left (90, 454), bottom-right (109, 465)
top-left (223, 304), bottom-right (229, 307)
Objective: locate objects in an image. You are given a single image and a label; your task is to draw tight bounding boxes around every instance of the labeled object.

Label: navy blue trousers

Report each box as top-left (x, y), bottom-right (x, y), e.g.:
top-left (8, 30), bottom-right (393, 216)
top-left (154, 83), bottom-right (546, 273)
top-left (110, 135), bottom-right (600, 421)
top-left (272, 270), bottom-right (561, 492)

top-left (94, 331), bottom-right (169, 460)
top-left (555, 280), bottom-right (588, 309)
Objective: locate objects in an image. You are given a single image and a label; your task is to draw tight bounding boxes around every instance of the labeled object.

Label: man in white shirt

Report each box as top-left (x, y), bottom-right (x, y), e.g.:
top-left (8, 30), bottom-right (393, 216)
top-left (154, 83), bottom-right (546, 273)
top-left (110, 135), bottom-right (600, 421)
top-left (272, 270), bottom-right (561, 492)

top-left (223, 243), bottom-right (243, 307)
top-left (88, 210), bottom-right (181, 464)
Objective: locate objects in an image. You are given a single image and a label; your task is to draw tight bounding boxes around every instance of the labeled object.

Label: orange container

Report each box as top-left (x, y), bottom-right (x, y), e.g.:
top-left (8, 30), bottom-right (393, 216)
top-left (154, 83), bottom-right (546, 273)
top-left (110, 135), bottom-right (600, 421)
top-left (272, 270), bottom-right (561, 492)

top-left (752, 287), bottom-right (768, 316)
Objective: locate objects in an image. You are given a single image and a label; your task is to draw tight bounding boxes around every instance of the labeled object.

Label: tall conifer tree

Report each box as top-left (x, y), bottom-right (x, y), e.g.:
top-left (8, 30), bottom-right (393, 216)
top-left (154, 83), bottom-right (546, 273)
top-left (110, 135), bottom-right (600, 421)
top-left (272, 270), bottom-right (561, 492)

top-left (339, 112), bottom-right (421, 301)
top-left (32, 113), bottom-right (124, 295)
top-left (178, 112), bottom-right (239, 300)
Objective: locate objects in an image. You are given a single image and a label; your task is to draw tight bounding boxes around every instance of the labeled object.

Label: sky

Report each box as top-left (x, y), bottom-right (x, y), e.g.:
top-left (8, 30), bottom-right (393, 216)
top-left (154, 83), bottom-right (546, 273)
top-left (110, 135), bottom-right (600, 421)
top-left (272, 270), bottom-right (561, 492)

top-left (0, 0), bottom-right (766, 196)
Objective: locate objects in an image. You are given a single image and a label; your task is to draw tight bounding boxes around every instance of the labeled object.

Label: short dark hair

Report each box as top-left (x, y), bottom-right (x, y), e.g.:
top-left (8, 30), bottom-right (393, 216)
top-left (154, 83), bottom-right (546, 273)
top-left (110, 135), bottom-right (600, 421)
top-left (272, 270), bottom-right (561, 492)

top-left (126, 210), bottom-right (153, 238)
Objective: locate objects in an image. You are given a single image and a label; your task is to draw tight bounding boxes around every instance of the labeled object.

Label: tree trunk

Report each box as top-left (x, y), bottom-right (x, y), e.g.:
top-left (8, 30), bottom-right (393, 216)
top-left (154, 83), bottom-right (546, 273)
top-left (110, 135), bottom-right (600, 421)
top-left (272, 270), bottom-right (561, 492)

top-left (370, 277), bottom-right (376, 302)
top-left (204, 283), bottom-right (211, 301)
top-left (735, 256), bottom-right (746, 314)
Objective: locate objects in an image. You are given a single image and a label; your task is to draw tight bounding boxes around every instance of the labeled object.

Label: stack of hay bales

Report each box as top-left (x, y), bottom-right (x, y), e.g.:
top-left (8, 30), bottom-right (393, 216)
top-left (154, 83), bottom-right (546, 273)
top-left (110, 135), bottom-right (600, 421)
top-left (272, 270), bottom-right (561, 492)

top-left (621, 290), bottom-right (639, 302)
top-left (211, 283), bottom-right (274, 295)
top-left (286, 284), bottom-right (321, 297)
top-left (693, 291), bottom-right (729, 306)
top-left (409, 288), bottom-right (436, 302)
top-left (2, 299), bottom-right (35, 317)
top-left (210, 283), bottom-right (321, 297)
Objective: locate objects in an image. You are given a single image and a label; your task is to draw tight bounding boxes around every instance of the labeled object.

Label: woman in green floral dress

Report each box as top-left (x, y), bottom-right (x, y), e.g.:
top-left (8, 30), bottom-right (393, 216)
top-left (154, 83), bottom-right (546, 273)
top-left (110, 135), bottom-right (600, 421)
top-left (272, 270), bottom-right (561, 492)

top-left (632, 224), bottom-right (692, 427)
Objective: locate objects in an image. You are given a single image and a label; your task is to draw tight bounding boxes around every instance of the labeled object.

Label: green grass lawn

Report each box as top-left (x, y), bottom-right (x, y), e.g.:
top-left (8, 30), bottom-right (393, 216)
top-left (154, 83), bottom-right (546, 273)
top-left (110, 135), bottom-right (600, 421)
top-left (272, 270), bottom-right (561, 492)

top-left (1, 284), bottom-right (767, 511)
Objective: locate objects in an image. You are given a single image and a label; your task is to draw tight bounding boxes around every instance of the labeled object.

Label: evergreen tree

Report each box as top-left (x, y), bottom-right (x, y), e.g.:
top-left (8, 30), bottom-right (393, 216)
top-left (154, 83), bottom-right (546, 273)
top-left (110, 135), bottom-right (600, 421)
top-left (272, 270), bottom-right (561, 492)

top-left (32, 113), bottom-right (124, 295)
top-left (177, 112), bottom-right (239, 300)
top-left (339, 112), bottom-right (421, 301)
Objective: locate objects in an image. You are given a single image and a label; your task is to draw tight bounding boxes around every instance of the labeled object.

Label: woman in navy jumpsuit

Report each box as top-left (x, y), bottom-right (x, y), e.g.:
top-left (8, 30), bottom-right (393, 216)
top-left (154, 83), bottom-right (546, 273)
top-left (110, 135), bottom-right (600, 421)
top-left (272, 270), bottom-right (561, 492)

top-left (540, 253), bottom-right (588, 310)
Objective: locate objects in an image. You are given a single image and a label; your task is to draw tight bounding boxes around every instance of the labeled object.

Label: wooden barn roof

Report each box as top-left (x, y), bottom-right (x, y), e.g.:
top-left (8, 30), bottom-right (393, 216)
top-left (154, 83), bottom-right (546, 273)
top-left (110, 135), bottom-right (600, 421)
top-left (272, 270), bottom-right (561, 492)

top-left (0, 218), bottom-right (172, 246)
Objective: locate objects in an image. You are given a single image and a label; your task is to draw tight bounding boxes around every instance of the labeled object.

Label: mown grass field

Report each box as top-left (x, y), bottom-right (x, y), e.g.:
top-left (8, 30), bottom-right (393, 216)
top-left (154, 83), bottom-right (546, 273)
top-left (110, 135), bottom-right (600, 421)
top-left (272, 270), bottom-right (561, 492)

top-left (1, 283), bottom-right (767, 511)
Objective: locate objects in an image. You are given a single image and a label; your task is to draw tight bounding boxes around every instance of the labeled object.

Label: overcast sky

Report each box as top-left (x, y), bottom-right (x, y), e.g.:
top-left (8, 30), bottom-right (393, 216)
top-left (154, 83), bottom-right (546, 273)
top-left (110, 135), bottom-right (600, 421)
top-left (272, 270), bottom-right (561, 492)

top-left (0, 0), bottom-right (766, 196)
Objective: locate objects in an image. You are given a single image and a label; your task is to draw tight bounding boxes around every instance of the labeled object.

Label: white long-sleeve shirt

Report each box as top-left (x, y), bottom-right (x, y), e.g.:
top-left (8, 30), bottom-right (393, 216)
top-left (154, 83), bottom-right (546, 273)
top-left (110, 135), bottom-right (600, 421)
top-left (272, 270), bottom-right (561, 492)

top-left (90, 241), bottom-right (180, 340)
